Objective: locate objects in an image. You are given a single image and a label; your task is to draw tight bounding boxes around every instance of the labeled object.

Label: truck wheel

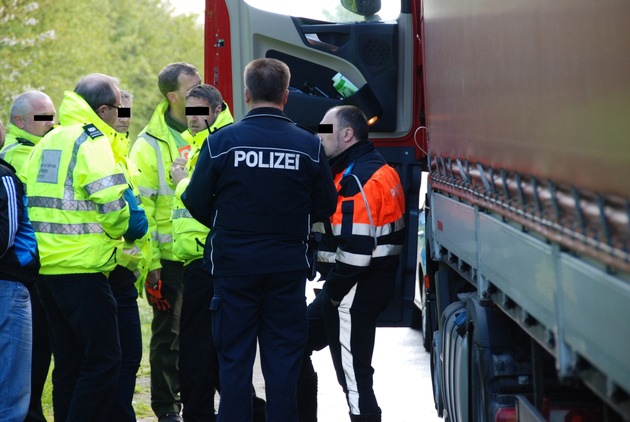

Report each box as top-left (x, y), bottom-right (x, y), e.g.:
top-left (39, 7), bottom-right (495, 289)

top-left (431, 330), bottom-right (444, 417)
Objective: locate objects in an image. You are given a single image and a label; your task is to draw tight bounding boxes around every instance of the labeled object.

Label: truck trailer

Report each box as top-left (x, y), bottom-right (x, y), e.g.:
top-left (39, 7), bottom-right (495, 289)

top-left (204, 0), bottom-right (630, 420)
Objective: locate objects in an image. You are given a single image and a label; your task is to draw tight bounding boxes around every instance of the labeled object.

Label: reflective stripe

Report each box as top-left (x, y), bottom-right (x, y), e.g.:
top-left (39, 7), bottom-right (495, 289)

top-left (139, 186), bottom-right (157, 198)
top-left (64, 132), bottom-right (89, 199)
top-left (319, 244), bottom-right (402, 266)
top-left (318, 250), bottom-right (336, 264)
top-left (123, 244), bottom-right (141, 255)
top-left (100, 197), bottom-right (127, 213)
top-left (338, 284), bottom-right (360, 414)
top-left (331, 217), bottom-right (406, 237)
top-left (1, 175), bottom-right (18, 247)
top-left (0, 142), bottom-right (19, 159)
top-left (337, 249), bottom-right (372, 267)
top-left (373, 243), bottom-right (403, 257)
top-left (172, 208), bottom-right (193, 219)
top-left (144, 136), bottom-right (174, 196)
top-left (32, 221), bottom-right (104, 235)
top-left (155, 232), bottom-right (173, 244)
top-left (84, 173), bottom-right (127, 195)
top-left (29, 196), bottom-right (126, 214)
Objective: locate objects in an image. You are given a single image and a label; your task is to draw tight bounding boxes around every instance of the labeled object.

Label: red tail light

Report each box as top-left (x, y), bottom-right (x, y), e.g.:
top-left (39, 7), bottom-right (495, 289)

top-left (495, 407), bottom-right (517, 422)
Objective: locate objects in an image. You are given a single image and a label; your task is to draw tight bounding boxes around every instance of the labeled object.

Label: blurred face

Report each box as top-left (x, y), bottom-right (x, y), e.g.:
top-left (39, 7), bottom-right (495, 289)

top-left (14, 97), bottom-right (56, 137)
top-left (186, 96), bottom-right (220, 136)
top-left (114, 96), bottom-right (132, 134)
top-left (97, 89), bottom-right (123, 128)
top-left (318, 109), bottom-right (345, 159)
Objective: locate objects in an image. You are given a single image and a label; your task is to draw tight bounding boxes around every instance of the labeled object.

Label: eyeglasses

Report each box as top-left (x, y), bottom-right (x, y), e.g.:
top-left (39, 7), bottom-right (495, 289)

top-left (104, 104), bottom-right (131, 118)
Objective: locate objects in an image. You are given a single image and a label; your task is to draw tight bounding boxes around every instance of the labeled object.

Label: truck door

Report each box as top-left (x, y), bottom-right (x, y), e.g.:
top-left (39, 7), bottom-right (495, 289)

top-left (206, 0), bottom-right (424, 326)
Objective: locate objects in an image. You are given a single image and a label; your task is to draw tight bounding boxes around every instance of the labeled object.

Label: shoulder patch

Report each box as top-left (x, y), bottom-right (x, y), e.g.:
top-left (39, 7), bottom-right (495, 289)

top-left (83, 123), bottom-right (104, 139)
top-left (209, 122), bottom-right (232, 134)
top-left (16, 137), bottom-right (36, 147)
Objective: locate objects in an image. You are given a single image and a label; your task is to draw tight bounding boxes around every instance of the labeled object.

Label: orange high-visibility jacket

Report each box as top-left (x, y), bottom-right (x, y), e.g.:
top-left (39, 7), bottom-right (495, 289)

top-left (313, 140), bottom-right (406, 301)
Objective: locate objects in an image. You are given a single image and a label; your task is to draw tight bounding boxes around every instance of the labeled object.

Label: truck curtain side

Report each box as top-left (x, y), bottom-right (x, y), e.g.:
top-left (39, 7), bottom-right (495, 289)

top-left (423, 0), bottom-right (630, 420)
top-left (204, 0), bottom-right (630, 420)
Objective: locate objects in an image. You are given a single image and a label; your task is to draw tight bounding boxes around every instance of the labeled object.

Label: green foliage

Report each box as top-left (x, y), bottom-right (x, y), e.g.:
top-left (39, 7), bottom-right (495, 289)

top-left (0, 0), bottom-right (204, 141)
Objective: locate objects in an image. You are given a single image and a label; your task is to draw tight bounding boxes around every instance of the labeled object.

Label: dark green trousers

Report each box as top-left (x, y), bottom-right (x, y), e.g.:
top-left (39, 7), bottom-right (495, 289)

top-left (149, 259), bottom-right (185, 418)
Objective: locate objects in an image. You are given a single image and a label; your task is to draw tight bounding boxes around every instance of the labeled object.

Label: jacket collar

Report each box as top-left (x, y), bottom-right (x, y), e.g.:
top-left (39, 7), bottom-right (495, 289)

top-left (8, 123), bottom-right (42, 145)
top-left (57, 91), bottom-right (117, 142)
top-left (243, 107), bottom-right (289, 120)
top-left (329, 140), bottom-right (374, 175)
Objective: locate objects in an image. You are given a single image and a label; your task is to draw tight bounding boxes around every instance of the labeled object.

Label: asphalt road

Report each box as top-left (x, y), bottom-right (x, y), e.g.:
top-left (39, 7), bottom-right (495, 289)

top-left (249, 281), bottom-right (444, 421)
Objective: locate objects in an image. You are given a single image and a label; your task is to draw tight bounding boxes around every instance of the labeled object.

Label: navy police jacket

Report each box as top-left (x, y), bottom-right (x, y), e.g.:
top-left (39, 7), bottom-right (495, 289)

top-left (0, 158), bottom-right (40, 286)
top-left (182, 107), bottom-right (337, 276)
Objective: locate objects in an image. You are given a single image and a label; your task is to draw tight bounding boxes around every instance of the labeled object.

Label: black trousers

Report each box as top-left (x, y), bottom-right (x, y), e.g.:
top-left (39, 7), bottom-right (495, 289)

top-left (108, 266), bottom-right (143, 422)
top-left (37, 273), bottom-right (121, 422)
top-left (302, 276), bottom-right (394, 420)
top-left (180, 259), bottom-right (219, 422)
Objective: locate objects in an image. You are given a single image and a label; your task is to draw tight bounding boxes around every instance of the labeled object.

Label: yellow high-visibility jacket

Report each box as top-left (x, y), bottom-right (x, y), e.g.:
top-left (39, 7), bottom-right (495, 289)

top-left (172, 105), bottom-right (233, 265)
top-left (0, 124), bottom-right (44, 174)
top-left (21, 91), bottom-right (130, 275)
top-left (129, 99), bottom-right (190, 270)
top-left (112, 131), bottom-right (153, 289)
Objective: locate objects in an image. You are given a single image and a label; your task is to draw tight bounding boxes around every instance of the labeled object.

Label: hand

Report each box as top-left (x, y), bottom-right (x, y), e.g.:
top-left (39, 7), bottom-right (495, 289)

top-left (146, 269), bottom-right (160, 286)
top-left (145, 278), bottom-right (171, 312)
top-left (172, 157), bottom-right (188, 168)
top-left (170, 165), bottom-right (188, 185)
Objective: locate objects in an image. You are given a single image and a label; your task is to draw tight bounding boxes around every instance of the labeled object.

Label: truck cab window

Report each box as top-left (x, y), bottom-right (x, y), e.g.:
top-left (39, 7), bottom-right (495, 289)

top-left (245, 0), bottom-right (400, 22)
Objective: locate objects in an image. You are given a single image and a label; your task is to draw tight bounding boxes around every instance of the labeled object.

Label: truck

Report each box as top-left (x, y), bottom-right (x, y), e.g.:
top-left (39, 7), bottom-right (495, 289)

top-left (204, 0), bottom-right (630, 420)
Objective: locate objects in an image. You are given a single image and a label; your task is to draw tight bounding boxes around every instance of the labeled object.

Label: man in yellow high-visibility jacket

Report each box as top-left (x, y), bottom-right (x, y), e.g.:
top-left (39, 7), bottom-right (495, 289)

top-left (129, 62), bottom-right (201, 422)
top-left (0, 90), bottom-right (56, 422)
top-left (22, 74), bottom-right (131, 421)
top-left (109, 89), bottom-right (152, 422)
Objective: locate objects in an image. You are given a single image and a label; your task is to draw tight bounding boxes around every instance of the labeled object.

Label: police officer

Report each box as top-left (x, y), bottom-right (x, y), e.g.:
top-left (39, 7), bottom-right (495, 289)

top-left (0, 91), bottom-right (55, 422)
top-left (182, 58), bottom-right (337, 422)
top-left (299, 105), bottom-right (406, 422)
top-left (0, 91), bottom-right (56, 168)
top-left (22, 73), bottom-right (131, 421)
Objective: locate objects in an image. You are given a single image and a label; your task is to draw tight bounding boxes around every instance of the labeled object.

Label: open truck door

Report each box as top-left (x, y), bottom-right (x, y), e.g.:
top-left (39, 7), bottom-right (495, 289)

top-left (205, 0), bottom-right (427, 326)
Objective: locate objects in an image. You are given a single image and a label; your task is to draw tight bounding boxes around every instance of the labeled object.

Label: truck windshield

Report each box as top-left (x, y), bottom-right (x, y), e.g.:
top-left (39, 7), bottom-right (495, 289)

top-left (245, 0), bottom-right (401, 22)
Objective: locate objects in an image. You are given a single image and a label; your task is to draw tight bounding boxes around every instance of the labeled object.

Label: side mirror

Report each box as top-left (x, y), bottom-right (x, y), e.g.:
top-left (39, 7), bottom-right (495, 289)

top-left (341, 0), bottom-right (381, 16)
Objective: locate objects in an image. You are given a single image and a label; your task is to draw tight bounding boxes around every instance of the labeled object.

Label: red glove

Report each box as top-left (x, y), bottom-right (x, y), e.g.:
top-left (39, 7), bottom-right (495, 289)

top-left (145, 280), bottom-right (171, 311)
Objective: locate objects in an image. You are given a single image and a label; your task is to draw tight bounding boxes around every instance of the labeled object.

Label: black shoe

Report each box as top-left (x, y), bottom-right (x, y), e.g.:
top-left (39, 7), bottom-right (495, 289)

top-left (158, 412), bottom-right (183, 422)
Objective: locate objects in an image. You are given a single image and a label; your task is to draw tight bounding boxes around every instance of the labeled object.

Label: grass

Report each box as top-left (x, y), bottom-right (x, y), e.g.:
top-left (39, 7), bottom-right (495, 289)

top-left (42, 298), bottom-right (155, 420)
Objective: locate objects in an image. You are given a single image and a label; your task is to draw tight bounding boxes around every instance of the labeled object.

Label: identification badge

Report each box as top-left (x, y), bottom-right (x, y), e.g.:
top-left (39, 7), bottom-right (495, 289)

top-left (37, 149), bottom-right (62, 184)
top-left (83, 123), bottom-right (104, 139)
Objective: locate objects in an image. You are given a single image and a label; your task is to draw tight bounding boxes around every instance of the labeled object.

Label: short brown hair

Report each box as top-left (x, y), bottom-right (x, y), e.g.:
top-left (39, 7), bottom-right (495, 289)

top-left (186, 84), bottom-right (223, 109)
top-left (158, 62), bottom-right (199, 98)
top-left (243, 58), bottom-right (290, 105)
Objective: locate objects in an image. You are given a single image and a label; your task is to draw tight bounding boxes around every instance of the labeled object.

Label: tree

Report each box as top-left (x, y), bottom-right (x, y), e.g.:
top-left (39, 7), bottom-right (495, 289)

top-left (0, 0), bottom-right (204, 141)
top-left (0, 0), bottom-right (56, 107)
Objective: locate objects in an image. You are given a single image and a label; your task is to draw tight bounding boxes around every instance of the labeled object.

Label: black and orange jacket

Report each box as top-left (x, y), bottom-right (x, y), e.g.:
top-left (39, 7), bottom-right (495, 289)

top-left (313, 140), bottom-right (406, 301)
